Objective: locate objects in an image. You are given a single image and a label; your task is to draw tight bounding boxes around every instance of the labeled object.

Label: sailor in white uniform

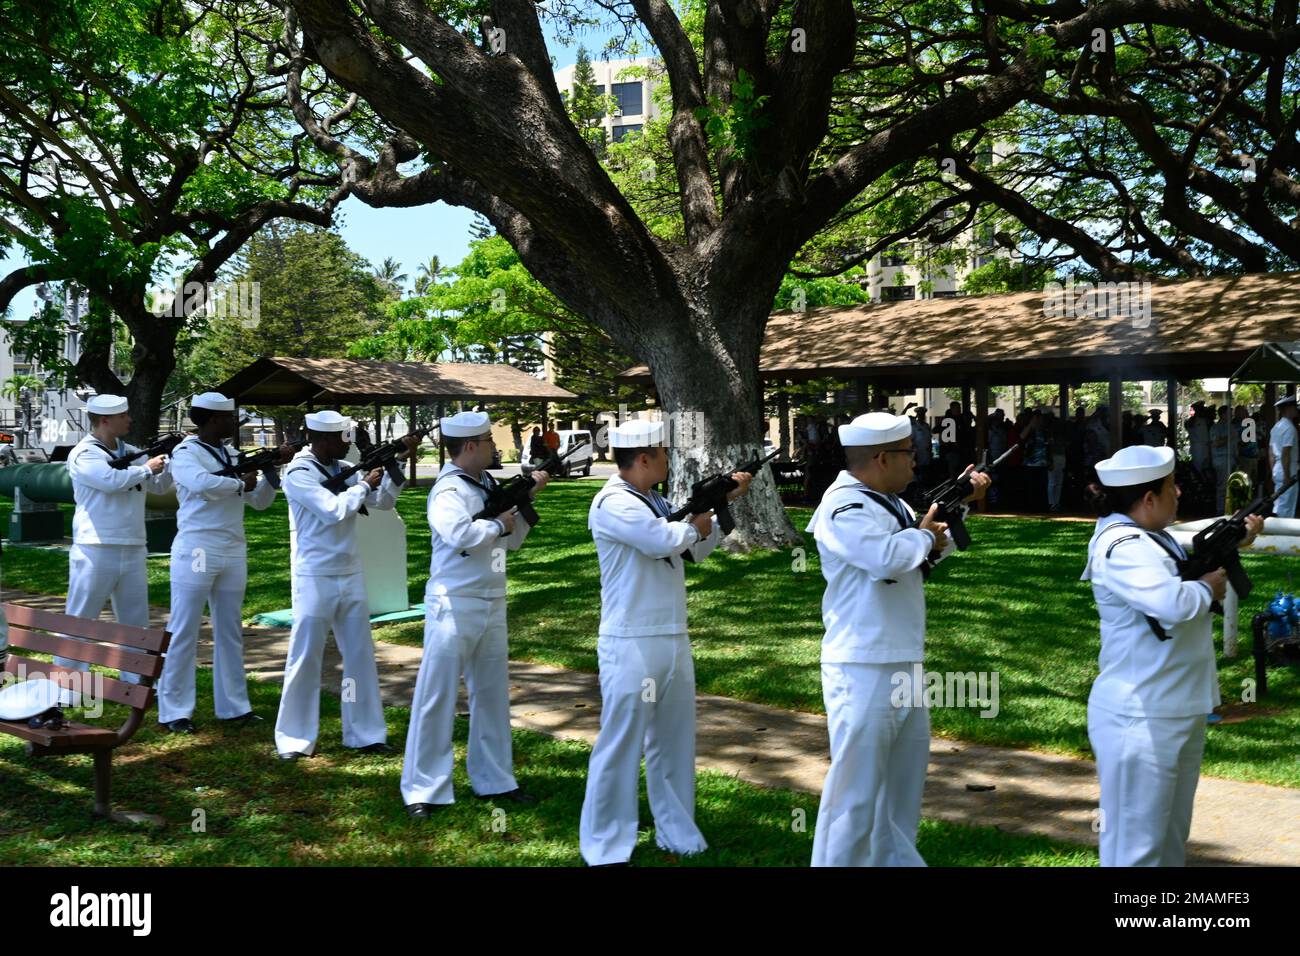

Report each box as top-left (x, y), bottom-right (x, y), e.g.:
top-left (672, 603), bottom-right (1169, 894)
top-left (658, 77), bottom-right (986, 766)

top-left (1268, 395), bottom-right (1299, 518)
top-left (401, 411), bottom-right (549, 817)
top-left (274, 410), bottom-right (413, 760)
top-left (55, 394), bottom-right (173, 684)
top-left (806, 411), bottom-right (989, 867)
top-left (1082, 444), bottom-right (1261, 866)
top-left (157, 392), bottom-right (290, 733)
top-left (578, 419), bottom-right (752, 866)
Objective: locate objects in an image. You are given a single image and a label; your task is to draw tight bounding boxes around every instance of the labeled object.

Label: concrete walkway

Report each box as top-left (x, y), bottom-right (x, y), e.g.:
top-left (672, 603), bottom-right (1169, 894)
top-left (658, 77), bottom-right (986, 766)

top-left (6, 589), bottom-right (1296, 866)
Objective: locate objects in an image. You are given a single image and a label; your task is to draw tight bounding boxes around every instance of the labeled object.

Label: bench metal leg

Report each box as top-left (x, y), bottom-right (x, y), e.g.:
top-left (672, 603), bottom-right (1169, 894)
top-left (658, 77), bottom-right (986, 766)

top-left (93, 750), bottom-right (111, 817)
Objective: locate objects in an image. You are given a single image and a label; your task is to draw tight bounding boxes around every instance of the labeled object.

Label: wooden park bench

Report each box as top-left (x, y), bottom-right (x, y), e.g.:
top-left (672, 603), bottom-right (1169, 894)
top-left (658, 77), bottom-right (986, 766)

top-left (0, 602), bottom-right (171, 818)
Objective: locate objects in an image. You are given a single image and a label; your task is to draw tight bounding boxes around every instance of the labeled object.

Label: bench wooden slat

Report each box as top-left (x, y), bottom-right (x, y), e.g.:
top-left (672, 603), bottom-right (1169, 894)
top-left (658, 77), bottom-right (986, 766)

top-left (0, 719), bottom-right (118, 749)
top-left (1, 603), bottom-right (169, 654)
top-left (3, 655), bottom-right (155, 710)
top-left (5, 624), bottom-right (164, 680)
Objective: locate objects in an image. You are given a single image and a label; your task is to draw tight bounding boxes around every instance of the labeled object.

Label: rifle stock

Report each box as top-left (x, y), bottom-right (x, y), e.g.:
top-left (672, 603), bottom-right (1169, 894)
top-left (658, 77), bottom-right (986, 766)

top-left (912, 444), bottom-right (1017, 552)
top-left (108, 433), bottom-right (185, 469)
top-left (216, 439), bottom-right (305, 490)
top-left (1181, 472), bottom-right (1298, 606)
top-left (471, 441), bottom-right (588, 525)
top-left (666, 448), bottom-right (779, 533)
top-left (322, 427), bottom-right (430, 495)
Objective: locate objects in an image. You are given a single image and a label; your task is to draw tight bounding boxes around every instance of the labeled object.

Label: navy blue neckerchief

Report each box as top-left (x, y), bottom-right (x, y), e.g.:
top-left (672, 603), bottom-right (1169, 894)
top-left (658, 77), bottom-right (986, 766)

top-left (1106, 520), bottom-right (1188, 641)
top-left (857, 487), bottom-right (932, 582)
top-left (449, 470), bottom-right (500, 556)
top-left (596, 483), bottom-right (689, 565)
top-left (288, 456), bottom-right (370, 515)
top-left (90, 438), bottom-right (143, 493)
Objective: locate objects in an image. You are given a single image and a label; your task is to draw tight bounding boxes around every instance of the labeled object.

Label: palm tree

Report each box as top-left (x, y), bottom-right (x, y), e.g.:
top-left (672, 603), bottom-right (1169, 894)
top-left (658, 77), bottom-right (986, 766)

top-left (373, 257), bottom-right (407, 297)
top-left (413, 255), bottom-right (441, 296)
top-left (1, 373), bottom-right (44, 403)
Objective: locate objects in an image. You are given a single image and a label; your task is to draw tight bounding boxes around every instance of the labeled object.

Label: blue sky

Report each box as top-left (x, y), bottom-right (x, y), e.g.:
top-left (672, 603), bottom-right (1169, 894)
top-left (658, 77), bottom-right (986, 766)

top-left (2, 15), bottom-right (640, 319)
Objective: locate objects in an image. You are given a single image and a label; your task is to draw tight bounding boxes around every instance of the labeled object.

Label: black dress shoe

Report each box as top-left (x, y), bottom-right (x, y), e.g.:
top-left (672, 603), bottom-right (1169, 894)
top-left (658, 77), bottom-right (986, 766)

top-left (406, 803), bottom-right (444, 819)
top-left (220, 712), bottom-right (263, 727)
top-left (278, 750), bottom-right (309, 761)
top-left (354, 742), bottom-right (395, 755)
top-left (163, 718), bottom-right (195, 734)
top-left (475, 788), bottom-right (538, 805)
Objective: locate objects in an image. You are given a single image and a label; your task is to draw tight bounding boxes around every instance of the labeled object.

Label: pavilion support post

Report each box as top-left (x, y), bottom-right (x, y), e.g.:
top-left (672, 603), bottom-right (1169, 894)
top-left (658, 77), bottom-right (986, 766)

top-left (1058, 383), bottom-right (1069, 419)
top-left (974, 378), bottom-right (990, 513)
top-left (961, 384), bottom-right (972, 418)
top-left (1264, 384), bottom-right (1277, 493)
top-left (855, 377), bottom-right (869, 413)
top-left (374, 401), bottom-right (382, 441)
top-left (1166, 378), bottom-right (1178, 451)
top-left (777, 384), bottom-right (790, 458)
top-left (1108, 372), bottom-right (1124, 455)
top-left (437, 401), bottom-right (445, 467)
top-left (408, 403), bottom-right (418, 484)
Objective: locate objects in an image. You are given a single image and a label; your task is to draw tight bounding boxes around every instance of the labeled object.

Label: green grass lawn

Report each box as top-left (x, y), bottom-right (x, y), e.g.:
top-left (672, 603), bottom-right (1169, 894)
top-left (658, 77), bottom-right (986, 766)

top-left (0, 668), bottom-right (1095, 866)
top-left (3, 483), bottom-right (1297, 787)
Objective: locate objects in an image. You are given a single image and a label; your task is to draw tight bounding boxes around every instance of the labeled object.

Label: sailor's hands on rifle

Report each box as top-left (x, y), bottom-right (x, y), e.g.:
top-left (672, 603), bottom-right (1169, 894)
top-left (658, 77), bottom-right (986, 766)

top-left (726, 471), bottom-right (754, 501)
top-left (497, 507), bottom-right (518, 535)
top-left (1240, 514), bottom-right (1265, 549)
top-left (1200, 567), bottom-right (1228, 602)
top-left (690, 511), bottom-right (714, 539)
top-left (961, 465), bottom-right (992, 503)
top-left (242, 473), bottom-right (259, 492)
top-left (530, 469), bottom-right (551, 497)
top-left (276, 443), bottom-right (297, 465)
top-left (918, 503), bottom-right (950, 552)
top-left (397, 434), bottom-right (420, 460)
top-left (146, 455), bottom-right (168, 475)
top-left (364, 467), bottom-right (384, 489)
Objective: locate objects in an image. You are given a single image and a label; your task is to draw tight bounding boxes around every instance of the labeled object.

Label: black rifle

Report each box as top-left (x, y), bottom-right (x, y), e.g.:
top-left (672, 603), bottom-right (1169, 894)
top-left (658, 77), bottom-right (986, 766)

top-left (913, 443), bottom-right (1018, 550)
top-left (215, 439), bottom-right (305, 490)
top-left (108, 433), bottom-right (185, 469)
top-left (666, 448), bottom-right (779, 535)
top-left (322, 427), bottom-right (431, 495)
top-left (1180, 473), bottom-right (1298, 609)
top-left (472, 441), bottom-right (589, 526)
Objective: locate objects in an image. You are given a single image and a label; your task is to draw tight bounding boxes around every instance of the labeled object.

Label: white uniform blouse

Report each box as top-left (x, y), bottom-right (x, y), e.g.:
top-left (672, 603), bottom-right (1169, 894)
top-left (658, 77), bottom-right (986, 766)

top-left (1082, 512), bottom-right (1220, 717)
top-left (282, 449), bottom-right (401, 577)
top-left (806, 470), bottom-right (957, 664)
top-left (170, 437), bottom-right (277, 558)
top-left (588, 476), bottom-right (721, 638)
top-left (425, 463), bottom-right (531, 599)
top-left (67, 434), bottom-right (174, 545)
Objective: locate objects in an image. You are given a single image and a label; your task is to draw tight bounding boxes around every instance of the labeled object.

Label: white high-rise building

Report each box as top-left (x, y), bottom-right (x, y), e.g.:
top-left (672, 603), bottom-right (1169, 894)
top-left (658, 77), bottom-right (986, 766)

top-left (554, 56), bottom-right (664, 144)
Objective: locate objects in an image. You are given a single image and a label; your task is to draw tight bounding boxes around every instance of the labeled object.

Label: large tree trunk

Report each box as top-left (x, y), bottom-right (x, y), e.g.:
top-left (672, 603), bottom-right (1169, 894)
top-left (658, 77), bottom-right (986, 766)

top-left (121, 314), bottom-right (177, 446)
top-left (73, 295), bottom-right (177, 446)
top-left (643, 294), bottom-right (801, 550)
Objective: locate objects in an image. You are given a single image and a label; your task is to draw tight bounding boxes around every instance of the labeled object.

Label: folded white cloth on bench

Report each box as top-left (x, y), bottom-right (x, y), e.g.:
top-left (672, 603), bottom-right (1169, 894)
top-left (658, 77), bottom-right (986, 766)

top-left (0, 678), bottom-right (82, 720)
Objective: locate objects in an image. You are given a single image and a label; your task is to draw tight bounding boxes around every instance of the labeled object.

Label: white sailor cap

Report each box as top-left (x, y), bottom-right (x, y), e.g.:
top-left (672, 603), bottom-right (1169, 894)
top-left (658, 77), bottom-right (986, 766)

top-left (609, 419), bottom-right (665, 448)
top-left (85, 394), bottom-right (128, 416)
top-left (439, 411), bottom-right (492, 438)
top-left (191, 391), bottom-right (235, 412)
top-left (1275, 394), bottom-right (1297, 408)
top-left (1096, 444), bottom-right (1175, 487)
top-left (305, 410), bottom-right (354, 434)
top-left (839, 412), bottom-right (911, 447)
top-left (0, 678), bottom-right (81, 720)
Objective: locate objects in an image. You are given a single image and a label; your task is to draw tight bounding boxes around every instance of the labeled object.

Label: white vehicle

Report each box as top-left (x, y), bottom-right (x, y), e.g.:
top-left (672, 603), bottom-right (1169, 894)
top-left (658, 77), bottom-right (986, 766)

top-left (523, 428), bottom-right (594, 478)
